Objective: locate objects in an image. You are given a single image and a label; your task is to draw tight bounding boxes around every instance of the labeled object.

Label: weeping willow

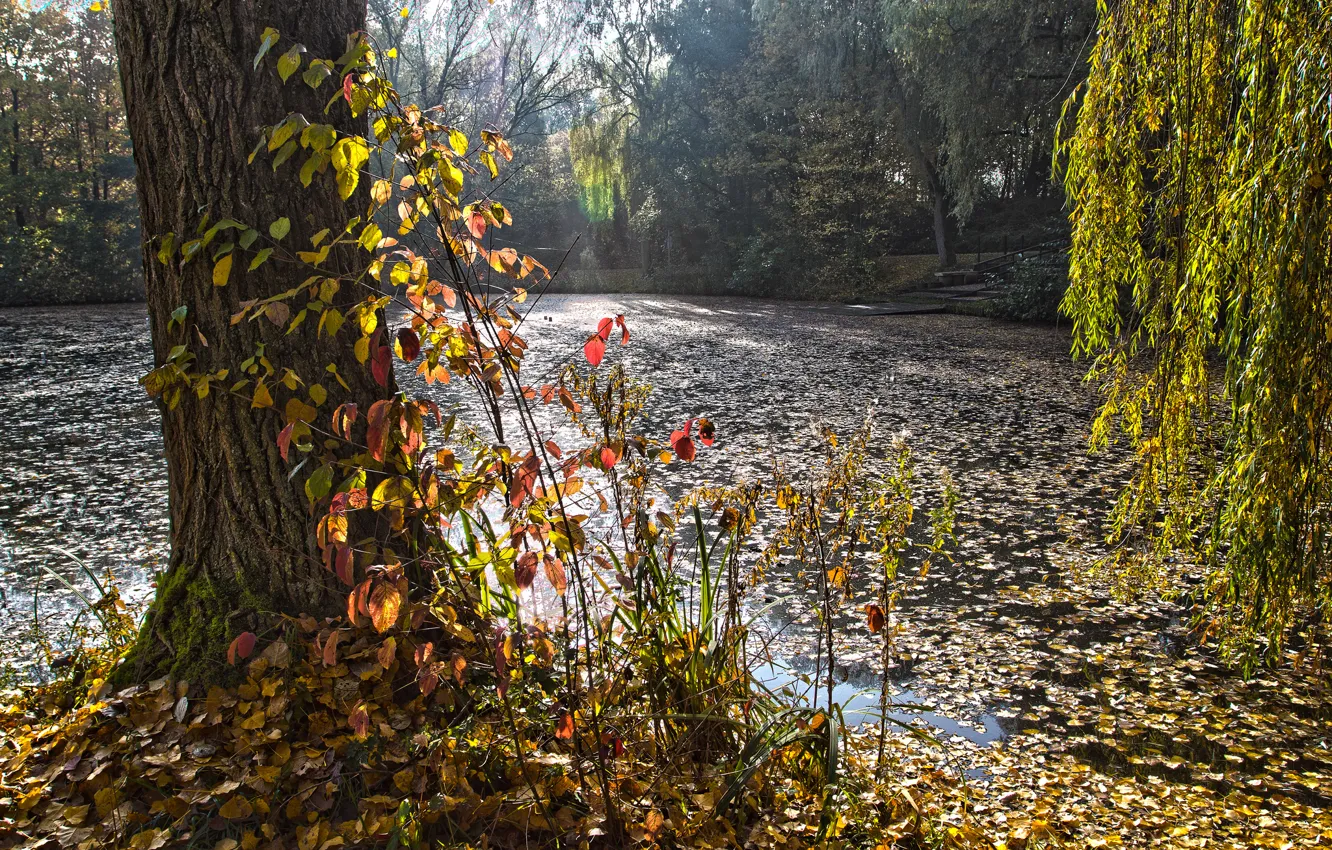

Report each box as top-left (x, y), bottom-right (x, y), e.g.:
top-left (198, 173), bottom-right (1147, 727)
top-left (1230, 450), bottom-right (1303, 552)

top-left (1060, 0), bottom-right (1332, 661)
top-left (569, 119), bottom-right (628, 223)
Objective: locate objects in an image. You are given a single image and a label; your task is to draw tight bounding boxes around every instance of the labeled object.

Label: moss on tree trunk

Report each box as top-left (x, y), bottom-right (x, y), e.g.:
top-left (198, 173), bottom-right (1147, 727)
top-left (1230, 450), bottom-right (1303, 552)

top-left (110, 0), bottom-right (389, 685)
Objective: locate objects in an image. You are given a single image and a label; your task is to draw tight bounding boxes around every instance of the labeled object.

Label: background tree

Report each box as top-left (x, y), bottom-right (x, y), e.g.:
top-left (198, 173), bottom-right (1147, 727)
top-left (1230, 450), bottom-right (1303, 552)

top-left (110, 0), bottom-right (396, 680)
top-left (1061, 0), bottom-right (1332, 659)
top-left (0, 3), bottom-right (138, 306)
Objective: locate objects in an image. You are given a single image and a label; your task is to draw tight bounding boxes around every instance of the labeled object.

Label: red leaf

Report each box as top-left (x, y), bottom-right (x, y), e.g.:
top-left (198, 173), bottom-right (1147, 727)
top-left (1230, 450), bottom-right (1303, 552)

top-left (583, 333), bottom-right (606, 366)
top-left (335, 545), bottom-right (354, 586)
top-left (698, 418), bottom-right (716, 447)
top-left (596, 317), bottom-right (613, 341)
top-left (342, 73), bottom-right (354, 104)
top-left (509, 453), bottom-right (541, 508)
top-left (670, 421), bottom-right (697, 462)
top-left (555, 712), bottom-right (574, 741)
top-left (468, 209), bottom-right (486, 239)
top-left (277, 422), bottom-right (295, 461)
top-left (227, 631), bottom-right (257, 666)
top-left (615, 314), bottom-right (629, 345)
top-left (674, 436), bottom-right (696, 462)
top-left (349, 704), bottom-right (369, 738)
top-left (366, 399), bottom-right (391, 462)
top-left (396, 328), bottom-right (420, 361)
top-left (599, 443), bottom-right (619, 469)
top-left (371, 337), bottom-right (392, 387)
top-left (514, 552), bottom-right (538, 591)
top-left (544, 439), bottom-right (562, 459)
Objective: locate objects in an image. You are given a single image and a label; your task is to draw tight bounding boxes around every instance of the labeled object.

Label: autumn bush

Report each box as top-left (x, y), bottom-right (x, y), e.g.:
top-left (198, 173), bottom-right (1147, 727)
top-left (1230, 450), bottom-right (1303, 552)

top-left (0, 28), bottom-right (979, 850)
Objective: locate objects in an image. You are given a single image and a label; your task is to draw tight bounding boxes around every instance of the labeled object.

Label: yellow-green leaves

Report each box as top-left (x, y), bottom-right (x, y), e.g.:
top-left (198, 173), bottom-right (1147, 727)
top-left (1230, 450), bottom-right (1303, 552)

top-left (212, 254), bottom-right (233, 287)
top-left (448, 128), bottom-right (468, 157)
top-left (479, 150), bottom-right (498, 180)
top-left (440, 157), bottom-right (464, 199)
top-left (269, 218), bottom-right (291, 240)
top-left (302, 59), bottom-right (334, 90)
top-left (249, 248), bottom-right (273, 271)
top-left (358, 222), bottom-right (382, 253)
top-left (156, 233), bottom-right (175, 266)
top-left (331, 136), bottom-right (369, 200)
top-left (276, 44), bottom-right (305, 83)
top-left (305, 463), bottom-right (333, 502)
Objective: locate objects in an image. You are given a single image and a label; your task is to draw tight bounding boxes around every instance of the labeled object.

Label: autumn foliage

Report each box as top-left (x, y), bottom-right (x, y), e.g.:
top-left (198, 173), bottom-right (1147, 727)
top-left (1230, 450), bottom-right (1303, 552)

top-left (0, 24), bottom-right (973, 850)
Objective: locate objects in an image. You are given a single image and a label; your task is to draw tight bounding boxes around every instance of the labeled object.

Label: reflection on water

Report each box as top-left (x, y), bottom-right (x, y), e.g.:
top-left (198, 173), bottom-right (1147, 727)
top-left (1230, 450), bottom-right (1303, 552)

top-left (752, 661), bottom-right (1004, 747)
top-left (0, 296), bottom-right (1123, 746)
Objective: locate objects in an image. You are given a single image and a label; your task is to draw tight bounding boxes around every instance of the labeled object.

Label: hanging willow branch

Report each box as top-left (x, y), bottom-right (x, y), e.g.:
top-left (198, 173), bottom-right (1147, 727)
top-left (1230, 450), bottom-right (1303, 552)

top-left (1059, 0), bottom-right (1332, 663)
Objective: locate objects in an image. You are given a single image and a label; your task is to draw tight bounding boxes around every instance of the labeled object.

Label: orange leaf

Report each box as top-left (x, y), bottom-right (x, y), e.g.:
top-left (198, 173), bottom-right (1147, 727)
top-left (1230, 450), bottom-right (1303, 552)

top-left (555, 712), bottom-right (574, 741)
top-left (322, 628), bottom-right (340, 666)
top-left (543, 555), bottom-right (567, 597)
top-left (368, 582), bottom-right (402, 633)
top-left (865, 603), bottom-right (885, 634)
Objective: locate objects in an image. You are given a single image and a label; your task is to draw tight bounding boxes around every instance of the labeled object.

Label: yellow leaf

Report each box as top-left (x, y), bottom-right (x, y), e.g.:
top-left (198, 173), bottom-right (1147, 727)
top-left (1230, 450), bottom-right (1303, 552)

top-left (213, 254), bottom-right (233, 287)
top-left (219, 795), bottom-right (254, 820)
top-left (393, 768), bottom-right (415, 793)
top-left (252, 382), bottom-right (274, 409)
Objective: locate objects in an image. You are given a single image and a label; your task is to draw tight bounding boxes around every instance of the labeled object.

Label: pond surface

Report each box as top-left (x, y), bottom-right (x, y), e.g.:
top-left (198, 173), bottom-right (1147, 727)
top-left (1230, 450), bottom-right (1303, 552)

top-left (5, 295), bottom-right (1328, 845)
top-left (0, 297), bottom-right (1124, 728)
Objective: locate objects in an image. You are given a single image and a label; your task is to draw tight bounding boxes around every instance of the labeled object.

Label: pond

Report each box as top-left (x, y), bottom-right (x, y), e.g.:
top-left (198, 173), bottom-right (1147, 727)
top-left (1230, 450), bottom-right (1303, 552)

top-left (0, 296), bottom-right (1127, 738)
top-left (5, 296), bottom-right (1329, 844)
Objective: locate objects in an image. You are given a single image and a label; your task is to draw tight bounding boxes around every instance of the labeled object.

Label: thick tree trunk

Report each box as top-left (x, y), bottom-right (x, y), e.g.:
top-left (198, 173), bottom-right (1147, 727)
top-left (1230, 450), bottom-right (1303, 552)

top-left (111, 0), bottom-right (390, 682)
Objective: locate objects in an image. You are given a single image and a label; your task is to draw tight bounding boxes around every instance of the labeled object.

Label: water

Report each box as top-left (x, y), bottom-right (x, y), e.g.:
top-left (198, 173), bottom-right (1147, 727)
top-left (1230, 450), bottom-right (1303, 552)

top-left (0, 296), bottom-right (1127, 751)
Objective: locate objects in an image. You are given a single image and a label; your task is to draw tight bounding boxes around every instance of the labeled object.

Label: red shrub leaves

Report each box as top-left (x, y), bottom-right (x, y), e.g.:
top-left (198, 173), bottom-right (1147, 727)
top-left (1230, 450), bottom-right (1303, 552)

top-left (583, 333), bottom-right (606, 366)
top-left (226, 631), bottom-right (257, 666)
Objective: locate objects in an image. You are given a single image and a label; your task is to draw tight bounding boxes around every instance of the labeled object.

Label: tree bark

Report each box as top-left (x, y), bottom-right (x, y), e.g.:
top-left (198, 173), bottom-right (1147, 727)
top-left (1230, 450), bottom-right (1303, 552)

top-left (111, 0), bottom-right (390, 682)
top-left (932, 190), bottom-right (953, 267)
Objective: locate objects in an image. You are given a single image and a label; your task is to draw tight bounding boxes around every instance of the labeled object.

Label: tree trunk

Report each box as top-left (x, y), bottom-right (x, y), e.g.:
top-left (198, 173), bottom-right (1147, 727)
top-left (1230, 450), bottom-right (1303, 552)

top-left (11, 87), bottom-right (24, 229)
top-left (931, 187), bottom-right (953, 267)
top-left (111, 0), bottom-right (391, 683)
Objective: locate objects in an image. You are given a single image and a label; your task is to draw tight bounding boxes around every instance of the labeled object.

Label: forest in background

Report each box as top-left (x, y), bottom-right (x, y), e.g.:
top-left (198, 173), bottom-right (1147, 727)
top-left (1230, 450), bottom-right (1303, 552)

top-left (0, 0), bottom-right (1093, 306)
